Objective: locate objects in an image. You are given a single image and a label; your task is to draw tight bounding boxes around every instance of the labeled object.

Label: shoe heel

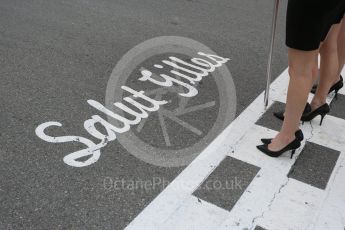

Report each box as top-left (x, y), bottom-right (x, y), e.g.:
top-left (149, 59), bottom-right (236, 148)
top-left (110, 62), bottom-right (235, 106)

top-left (320, 114), bottom-right (326, 126)
top-left (290, 149), bottom-right (296, 159)
top-left (335, 90), bottom-right (339, 99)
top-left (302, 120), bottom-right (309, 125)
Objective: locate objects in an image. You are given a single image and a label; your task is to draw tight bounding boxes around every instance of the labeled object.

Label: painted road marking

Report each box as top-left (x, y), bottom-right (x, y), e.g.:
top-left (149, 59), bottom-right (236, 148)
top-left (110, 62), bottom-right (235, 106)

top-left (125, 68), bottom-right (345, 230)
top-left (193, 156), bottom-right (260, 211)
top-left (35, 51), bottom-right (231, 167)
top-left (288, 142), bottom-right (340, 190)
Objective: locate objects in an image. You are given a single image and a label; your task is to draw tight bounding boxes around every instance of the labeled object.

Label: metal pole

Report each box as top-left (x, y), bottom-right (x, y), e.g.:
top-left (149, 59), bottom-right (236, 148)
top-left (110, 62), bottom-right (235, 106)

top-left (264, 0), bottom-right (280, 109)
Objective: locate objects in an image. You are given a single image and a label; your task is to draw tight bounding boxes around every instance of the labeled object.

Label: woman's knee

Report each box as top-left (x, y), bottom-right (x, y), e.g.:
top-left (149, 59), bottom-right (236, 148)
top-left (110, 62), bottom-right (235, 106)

top-left (321, 24), bottom-right (341, 55)
top-left (288, 49), bottom-right (318, 79)
top-left (320, 39), bottom-right (338, 56)
top-left (288, 65), bottom-right (314, 79)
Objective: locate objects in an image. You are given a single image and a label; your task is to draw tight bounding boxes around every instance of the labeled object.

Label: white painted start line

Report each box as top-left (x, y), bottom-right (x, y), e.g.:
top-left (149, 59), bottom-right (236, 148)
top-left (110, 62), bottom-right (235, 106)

top-left (125, 68), bottom-right (345, 230)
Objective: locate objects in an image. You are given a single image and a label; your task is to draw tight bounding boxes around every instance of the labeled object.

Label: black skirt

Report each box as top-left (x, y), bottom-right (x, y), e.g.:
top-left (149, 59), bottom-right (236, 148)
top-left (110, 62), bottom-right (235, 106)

top-left (286, 0), bottom-right (345, 51)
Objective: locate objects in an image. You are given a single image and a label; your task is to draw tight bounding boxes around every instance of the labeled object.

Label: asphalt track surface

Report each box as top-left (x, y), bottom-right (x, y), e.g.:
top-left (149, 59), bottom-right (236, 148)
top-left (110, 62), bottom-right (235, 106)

top-left (0, 0), bottom-right (289, 229)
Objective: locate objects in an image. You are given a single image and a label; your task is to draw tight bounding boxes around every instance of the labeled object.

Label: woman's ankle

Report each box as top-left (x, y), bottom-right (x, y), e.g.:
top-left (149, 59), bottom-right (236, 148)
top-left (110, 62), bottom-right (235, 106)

top-left (333, 75), bottom-right (341, 84)
top-left (275, 131), bottom-right (296, 143)
top-left (311, 98), bottom-right (325, 110)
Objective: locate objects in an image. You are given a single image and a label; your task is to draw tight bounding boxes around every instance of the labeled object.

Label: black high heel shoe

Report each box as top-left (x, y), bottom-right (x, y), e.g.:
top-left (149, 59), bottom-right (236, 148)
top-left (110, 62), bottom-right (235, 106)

top-left (257, 138), bottom-right (301, 159)
top-left (310, 75), bottom-right (343, 97)
top-left (273, 103), bottom-right (311, 121)
top-left (261, 129), bottom-right (304, 144)
top-left (301, 103), bottom-right (330, 126)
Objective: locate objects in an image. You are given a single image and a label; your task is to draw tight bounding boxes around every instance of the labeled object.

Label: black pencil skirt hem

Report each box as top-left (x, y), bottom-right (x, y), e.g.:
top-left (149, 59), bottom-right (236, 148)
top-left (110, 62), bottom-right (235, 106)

top-left (286, 0), bottom-right (345, 51)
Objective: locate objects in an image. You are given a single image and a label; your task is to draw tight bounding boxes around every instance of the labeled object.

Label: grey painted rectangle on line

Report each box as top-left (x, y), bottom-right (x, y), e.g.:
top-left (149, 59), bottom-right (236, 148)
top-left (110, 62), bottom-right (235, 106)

top-left (256, 101), bottom-right (285, 132)
top-left (329, 94), bottom-right (345, 119)
top-left (288, 142), bottom-right (340, 190)
top-left (193, 156), bottom-right (260, 211)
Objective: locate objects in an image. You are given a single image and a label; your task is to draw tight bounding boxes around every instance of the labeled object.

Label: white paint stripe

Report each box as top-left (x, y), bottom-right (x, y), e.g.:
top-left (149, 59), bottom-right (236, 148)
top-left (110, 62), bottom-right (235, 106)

top-left (256, 179), bottom-right (325, 230)
top-left (162, 196), bottom-right (230, 230)
top-left (309, 153), bottom-right (345, 230)
top-left (307, 115), bottom-right (345, 152)
top-left (126, 67), bottom-right (345, 230)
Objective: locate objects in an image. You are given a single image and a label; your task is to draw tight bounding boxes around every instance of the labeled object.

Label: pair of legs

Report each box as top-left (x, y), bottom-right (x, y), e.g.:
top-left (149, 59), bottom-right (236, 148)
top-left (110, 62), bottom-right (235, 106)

top-left (268, 48), bottom-right (318, 151)
top-left (269, 20), bottom-right (344, 151)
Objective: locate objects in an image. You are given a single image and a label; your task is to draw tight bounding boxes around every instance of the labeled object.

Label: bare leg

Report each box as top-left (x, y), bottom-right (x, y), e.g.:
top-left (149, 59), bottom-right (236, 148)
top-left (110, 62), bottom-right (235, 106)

top-left (311, 24), bottom-right (341, 109)
top-left (312, 55), bottom-right (319, 82)
top-left (338, 18), bottom-right (345, 75)
top-left (282, 55), bottom-right (318, 117)
top-left (268, 48), bottom-right (318, 151)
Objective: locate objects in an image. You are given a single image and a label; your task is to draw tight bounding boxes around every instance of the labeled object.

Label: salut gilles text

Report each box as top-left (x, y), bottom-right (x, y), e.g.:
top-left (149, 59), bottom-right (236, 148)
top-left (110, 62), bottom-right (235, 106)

top-left (35, 52), bottom-right (230, 167)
